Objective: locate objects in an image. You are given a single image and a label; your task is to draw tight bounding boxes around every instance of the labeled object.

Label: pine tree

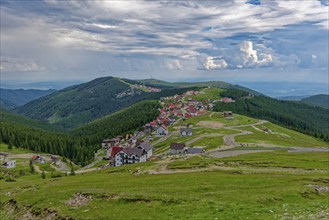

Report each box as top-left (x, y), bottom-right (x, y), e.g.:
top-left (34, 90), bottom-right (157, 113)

top-left (19, 169), bottom-right (25, 176)
top-left (29, 159), bottom-right (35, 174)
top-left (70, 167), bottom-right (75, 176)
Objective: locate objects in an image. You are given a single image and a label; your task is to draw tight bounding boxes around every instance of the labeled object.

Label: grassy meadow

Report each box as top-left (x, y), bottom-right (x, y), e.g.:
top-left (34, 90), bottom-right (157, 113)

top-left (235, 123), bottom-right (329, 147)
top-left (1, 151), bottom-right (328, 219)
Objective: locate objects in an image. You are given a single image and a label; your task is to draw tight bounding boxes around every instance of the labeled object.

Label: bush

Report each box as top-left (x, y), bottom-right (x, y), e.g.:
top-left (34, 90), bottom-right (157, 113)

top-left (41, 170), bottom-right (46, 179)
top-left (19, 169), bottom-right (26, 176)
top-left (50, 172), bottom-right (63, 178)
top-left (5, 177), bottom-right (16, 182)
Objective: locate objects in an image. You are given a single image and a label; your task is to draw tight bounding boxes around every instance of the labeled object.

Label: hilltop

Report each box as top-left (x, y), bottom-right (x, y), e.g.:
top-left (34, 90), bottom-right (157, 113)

top-left (15, 77), bottom-right (189, 128)
top-left (138, 78), bottom-right (261, 95)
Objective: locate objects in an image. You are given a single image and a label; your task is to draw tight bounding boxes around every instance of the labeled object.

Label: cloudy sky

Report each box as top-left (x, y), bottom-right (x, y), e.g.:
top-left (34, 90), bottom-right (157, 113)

top-left (1, 0), bottom-right (328, 84)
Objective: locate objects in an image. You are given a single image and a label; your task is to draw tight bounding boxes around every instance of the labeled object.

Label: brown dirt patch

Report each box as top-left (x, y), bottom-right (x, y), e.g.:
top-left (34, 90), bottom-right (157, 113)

top-left (197, 121), bottom-right (224, 129)
top-left (66, 192), bottom-right (92, 207)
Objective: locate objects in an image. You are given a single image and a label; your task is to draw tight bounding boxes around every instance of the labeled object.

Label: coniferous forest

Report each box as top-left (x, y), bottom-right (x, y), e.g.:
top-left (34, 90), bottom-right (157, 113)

top-left (0, 101), bottom-right (161, 165)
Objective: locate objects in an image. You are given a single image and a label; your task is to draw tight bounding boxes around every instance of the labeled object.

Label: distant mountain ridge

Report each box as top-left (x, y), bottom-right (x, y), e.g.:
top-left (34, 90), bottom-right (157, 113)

top-left (0, 88), bottom-right (56, 107)
top-left (301, 94), bottom-right (329, 109)
top-left (277, 95), bottom-right (310, 101)
top-left (0, 98), bottom-right (17, 110)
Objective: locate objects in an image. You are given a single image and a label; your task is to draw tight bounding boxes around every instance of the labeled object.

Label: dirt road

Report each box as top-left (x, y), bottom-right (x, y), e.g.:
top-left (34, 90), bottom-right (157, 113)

top-left (208, 149), bottom-right (273, 158)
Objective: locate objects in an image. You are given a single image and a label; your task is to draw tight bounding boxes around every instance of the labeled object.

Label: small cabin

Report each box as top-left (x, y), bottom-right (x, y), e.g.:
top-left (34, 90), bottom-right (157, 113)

top-left (2, 160), bottom-right (16, 169)
top-left (223, 111), bottom-right (233, 117)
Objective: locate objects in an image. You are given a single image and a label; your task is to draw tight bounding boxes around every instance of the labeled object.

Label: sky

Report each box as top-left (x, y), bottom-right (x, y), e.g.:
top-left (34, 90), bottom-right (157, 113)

top-left (1, 0), bottom-right (328, 85)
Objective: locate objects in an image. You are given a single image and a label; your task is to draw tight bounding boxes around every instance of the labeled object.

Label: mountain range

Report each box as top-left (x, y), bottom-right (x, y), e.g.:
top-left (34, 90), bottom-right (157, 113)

top-left (14, 77), bottom-right (260, 129)
top-left (14, 77), bottom-right (191, 128)
top-left (0, 88), bottom-right (56, 109)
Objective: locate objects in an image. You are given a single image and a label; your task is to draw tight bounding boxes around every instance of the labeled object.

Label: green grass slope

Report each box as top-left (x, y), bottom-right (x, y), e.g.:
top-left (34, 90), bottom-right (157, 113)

top-left (1, 152), bottom-right (328, 219)
top-left (301, 94), bottom-right (329, 109)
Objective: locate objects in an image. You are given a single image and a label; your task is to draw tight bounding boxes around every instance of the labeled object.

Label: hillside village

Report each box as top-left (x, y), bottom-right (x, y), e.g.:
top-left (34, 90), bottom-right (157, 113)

top-left (99, 89), bottom-right (237, 167)
top-left (1, 87), bottom-right (237, 170)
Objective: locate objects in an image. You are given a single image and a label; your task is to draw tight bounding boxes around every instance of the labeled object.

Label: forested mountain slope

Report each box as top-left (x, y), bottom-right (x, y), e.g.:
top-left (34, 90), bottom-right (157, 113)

top-left (0, 101), bottom-right (161, 165)
top-left (0, 109), bottom-right (65, 132)
top-left (72, 100), bottom-right (161, 143)
top-left (0, 98), bottom-right (17, 110)
top-left (0, 88), bottom-right (56, 106)
top-left (301, 94), bottom-right (329, 109)
top-left (16, 77), bottom-right (189, 129)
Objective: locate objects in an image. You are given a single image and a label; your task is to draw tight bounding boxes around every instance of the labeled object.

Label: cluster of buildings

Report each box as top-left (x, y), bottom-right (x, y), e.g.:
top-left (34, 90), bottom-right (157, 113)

top-left (115, 87), bottom-right (142, 99)
top-left (116, 84), bottom-right (162, 99)
top-left (101, 89), bottom-right (236, 167)
top-left (219, 97), bottom-right (235, 103)
top-left (133, 84), bottom-right (162, 92)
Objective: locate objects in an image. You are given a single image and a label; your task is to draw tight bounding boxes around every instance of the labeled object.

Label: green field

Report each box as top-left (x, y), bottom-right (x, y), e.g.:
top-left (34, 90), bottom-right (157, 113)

top-left (1, 151), bottom-right (328, 219)
top-left (235, 123), bottom-right (329, 147)
top-left (176, 112), bottom-right (259, 127)
top-left (187, 88), bottom-right (223, 101)
top-left (190, 136), bottom-right (224, 150)
top-left (0, 143), bottom-right (33, 154)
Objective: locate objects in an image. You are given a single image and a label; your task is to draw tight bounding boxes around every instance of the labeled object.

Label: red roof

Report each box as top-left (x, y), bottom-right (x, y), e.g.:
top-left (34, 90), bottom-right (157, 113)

top-left (150, 121), bottom-right (157, 126)
top-left (184, 113), bottom-right (192, 118)
top-left (110, 146), bottom-right (123, 158)
top-left (31, 155), bottom-right (39, 160)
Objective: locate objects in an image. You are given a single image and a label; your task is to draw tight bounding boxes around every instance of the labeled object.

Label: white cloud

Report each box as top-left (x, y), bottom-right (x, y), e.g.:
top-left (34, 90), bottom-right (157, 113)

top-left (240, 41), bottom-right (272, 67)
top-left (204, 56), bottom-right (228, 70)
top-left (166, 59), bottom-right (183, 70)
top-left (0, 57), bottom-right (46, 72)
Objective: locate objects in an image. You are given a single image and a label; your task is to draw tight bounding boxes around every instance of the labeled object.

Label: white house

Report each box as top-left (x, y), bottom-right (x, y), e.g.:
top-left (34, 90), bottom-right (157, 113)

top-left (156, 125), bottom-right (169, 137)
top-left (136, 142), bottom-right (153, 159)
top-left (114, 148), bottom-right (147, 167)
top-left (2, 160), bottom-right (16, 169)
top-left (169, 143), bottom-right (186, 154)
top-left (180, 128), bottom-right (193, 136)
